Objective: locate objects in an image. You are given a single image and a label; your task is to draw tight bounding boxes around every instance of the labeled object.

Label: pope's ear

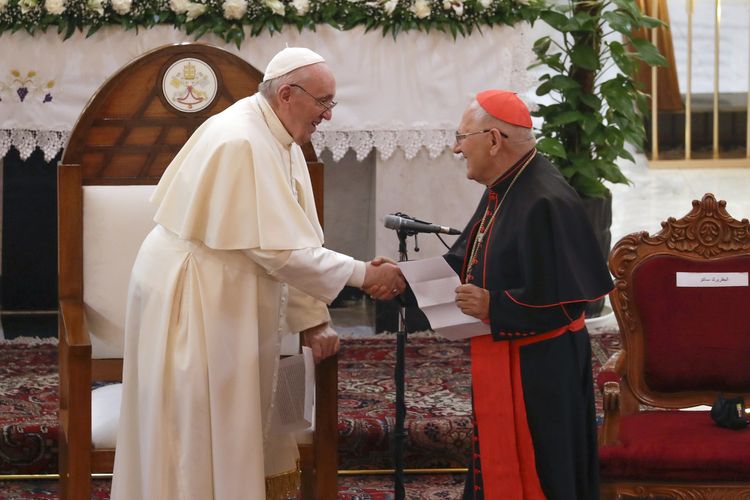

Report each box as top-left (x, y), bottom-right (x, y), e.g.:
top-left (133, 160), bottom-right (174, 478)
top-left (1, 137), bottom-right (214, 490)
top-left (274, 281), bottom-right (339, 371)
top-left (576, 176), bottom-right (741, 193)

top-left (277, 84), bottom-right (293, 105)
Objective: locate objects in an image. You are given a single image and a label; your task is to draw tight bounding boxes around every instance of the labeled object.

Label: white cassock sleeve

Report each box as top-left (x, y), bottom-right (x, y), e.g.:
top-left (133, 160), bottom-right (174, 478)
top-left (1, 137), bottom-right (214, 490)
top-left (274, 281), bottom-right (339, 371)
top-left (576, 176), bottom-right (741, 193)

top-left (243, 247), bottom-right (366, 305)
top-left (285, 285), bottom-right (330, 333)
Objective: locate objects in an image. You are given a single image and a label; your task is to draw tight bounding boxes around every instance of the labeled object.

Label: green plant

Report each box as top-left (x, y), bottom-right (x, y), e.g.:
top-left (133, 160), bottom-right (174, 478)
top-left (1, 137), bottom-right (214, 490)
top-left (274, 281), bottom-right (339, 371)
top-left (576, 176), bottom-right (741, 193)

top-left (531, 0), bottom-right (667, 198)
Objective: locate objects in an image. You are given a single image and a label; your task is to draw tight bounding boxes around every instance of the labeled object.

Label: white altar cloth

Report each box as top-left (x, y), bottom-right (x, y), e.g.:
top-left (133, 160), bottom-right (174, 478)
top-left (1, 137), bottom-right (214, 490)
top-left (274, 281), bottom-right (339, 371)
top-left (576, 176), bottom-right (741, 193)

top-left (0, 23), bottom-right (536, 161)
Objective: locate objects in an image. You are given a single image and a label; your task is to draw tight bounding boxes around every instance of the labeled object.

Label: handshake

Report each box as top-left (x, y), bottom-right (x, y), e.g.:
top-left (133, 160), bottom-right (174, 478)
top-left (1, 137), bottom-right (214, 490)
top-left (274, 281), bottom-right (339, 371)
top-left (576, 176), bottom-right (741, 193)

top-left (361, 257), bottom-right (406, 301)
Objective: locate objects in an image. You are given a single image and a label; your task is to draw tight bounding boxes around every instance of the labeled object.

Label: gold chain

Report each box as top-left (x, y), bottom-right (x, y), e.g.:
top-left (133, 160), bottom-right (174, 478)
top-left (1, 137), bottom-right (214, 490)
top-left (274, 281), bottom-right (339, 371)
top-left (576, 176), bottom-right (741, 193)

top-left (465, 149), bottom-right (536, 281)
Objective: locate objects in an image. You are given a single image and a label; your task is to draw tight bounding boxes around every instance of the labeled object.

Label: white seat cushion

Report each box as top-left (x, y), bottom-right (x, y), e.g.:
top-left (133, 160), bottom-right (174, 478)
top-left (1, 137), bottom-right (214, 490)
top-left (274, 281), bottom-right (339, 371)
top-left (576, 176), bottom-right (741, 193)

top-left (91, 383), bottom-right (123, 449)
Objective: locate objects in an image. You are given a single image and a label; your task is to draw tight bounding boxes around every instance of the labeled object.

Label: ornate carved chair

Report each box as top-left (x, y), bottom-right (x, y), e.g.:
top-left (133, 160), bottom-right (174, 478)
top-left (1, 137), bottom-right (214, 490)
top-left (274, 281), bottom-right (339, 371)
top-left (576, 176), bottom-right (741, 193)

top-left (57, 44), bottom-right (337, 499)
top-left (599, 193), bottom-right (750, 499)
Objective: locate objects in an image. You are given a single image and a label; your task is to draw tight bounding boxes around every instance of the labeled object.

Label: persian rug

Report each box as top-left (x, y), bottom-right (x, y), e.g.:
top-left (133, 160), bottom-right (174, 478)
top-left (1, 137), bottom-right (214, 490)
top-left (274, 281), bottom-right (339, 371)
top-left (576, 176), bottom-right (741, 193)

top-left (0, 338), bottom-right (58, 475)
top-left (337, 332), bottom-right (621, 470)
top-left (0, 332), bottom-right (621, 480)
top-left (0, 475), bottom-right (466, 499)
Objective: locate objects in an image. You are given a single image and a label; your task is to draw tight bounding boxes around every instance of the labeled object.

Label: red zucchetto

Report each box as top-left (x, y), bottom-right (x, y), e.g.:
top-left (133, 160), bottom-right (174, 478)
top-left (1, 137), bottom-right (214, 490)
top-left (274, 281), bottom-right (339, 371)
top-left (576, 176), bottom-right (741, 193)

top-left (476, 90), bottom-right (532, 129)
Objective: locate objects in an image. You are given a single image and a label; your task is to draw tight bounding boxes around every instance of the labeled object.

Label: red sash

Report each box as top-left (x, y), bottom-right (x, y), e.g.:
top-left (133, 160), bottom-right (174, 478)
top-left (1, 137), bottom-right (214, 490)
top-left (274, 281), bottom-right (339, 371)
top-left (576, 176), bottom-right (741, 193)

top-left (470, 315), bottom-right (586, 499)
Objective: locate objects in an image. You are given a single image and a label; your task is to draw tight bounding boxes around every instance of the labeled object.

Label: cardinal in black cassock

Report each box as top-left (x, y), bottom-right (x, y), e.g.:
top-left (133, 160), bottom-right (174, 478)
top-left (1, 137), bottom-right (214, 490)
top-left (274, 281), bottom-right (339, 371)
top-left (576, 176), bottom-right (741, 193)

top-left (447, 90), bottom-right (613, 500)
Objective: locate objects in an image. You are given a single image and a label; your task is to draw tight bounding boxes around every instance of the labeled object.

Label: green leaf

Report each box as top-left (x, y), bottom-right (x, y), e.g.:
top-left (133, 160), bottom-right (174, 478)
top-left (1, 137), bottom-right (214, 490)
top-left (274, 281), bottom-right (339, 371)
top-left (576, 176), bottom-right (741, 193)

top-left (602, 11), bottom-right (632, 34)
top-left (536, 137), bottom-right (567, 159)
top-left (636, 15), bottom-right (665, 29)
top-left (540, 10), bottom-right (570, 31)
top-left (550, 110), bottom-right (586, 126)
top-left (532, 36), bottom-right (551, 57)
top-left (629, 37), bottom-right (667, 66)
top-left (570, 43), bottom-right (599, 71)
top-left (579, 92), bottom-right (600, 110)
top-left (536, 74), bottom-right (581, 96)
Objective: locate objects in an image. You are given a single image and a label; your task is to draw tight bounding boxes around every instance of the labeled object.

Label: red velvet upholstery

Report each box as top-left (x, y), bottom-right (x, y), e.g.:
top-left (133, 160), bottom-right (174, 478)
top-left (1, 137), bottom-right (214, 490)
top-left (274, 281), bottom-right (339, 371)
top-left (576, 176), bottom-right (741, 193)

top-left (633, 255), bottom-right (750, 393)
top-left (600, 411), bottom-right (750, 481)
top-left (601, 194), bottom-right (750, 499)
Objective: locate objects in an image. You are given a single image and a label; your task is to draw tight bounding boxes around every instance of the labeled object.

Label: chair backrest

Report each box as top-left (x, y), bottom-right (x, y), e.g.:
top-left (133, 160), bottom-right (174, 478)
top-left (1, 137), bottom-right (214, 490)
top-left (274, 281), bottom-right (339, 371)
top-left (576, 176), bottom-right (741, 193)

top-left (59, 43), bottom-right (324, 363)
top-left (609, 193), bottom-right (750, 409)
top-left (82, 185), bottom-right (156, 358)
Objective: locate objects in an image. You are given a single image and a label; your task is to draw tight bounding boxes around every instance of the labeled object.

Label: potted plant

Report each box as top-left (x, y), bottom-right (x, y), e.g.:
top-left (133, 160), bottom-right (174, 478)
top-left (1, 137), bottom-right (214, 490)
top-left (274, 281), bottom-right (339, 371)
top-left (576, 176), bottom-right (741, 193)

top-left (530, 0), bottom-right (667, 316)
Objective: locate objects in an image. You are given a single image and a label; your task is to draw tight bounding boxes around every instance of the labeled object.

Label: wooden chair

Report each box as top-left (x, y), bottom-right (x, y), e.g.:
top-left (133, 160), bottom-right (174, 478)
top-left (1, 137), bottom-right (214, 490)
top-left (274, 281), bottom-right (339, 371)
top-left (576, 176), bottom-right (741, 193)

top-left (599, 193), bottom-right (750, 499)
top-left (58, 43), bottom-right (337, 500)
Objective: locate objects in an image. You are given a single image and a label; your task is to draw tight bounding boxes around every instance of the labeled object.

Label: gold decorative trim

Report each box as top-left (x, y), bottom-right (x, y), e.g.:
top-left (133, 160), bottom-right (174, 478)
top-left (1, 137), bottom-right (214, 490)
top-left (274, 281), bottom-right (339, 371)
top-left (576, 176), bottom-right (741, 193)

top-left (0, 473), bottom-right (112, 481)
top-left (338, 468), bottom-right (468, 475)
top-left (265, 465), bottom-right (301, 500)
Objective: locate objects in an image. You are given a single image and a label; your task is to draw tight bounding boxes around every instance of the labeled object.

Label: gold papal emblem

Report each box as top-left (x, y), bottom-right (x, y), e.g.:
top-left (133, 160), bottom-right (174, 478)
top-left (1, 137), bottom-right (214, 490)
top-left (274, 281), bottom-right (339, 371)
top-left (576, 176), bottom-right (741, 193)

top-left (162, 58), bottom-right (218, 113)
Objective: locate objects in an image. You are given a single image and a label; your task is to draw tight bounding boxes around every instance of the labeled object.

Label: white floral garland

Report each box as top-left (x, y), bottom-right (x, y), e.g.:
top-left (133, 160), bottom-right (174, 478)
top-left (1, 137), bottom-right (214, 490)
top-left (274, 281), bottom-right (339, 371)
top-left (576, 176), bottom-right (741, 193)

top-left (0, 0), bottom-right (540, 47)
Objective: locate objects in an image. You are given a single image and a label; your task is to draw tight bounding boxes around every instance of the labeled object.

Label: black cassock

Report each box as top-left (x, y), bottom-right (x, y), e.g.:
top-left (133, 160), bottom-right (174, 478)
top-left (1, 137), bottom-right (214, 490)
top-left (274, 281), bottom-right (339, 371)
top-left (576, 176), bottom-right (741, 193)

top-left (444, 150), bottom-right (613, 500)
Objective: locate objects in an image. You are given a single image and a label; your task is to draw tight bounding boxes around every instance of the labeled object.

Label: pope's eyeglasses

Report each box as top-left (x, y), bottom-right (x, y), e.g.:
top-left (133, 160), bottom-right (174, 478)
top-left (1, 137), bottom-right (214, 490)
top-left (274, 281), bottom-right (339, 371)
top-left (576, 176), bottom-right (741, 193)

top-left (289, 83), bottom-right (337, 112)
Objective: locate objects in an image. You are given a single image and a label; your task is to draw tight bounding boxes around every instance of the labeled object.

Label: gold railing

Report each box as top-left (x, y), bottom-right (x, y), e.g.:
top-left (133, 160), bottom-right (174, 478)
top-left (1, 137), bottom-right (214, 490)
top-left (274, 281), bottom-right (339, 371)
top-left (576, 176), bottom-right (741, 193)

top-left (648, 0), bottom-right (750, 168)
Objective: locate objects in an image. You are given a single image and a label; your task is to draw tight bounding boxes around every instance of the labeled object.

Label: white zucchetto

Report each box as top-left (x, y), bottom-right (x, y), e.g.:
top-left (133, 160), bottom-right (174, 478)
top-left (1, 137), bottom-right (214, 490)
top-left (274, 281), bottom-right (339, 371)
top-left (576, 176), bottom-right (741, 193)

top-left (262, 47), bottom-right (326, 82)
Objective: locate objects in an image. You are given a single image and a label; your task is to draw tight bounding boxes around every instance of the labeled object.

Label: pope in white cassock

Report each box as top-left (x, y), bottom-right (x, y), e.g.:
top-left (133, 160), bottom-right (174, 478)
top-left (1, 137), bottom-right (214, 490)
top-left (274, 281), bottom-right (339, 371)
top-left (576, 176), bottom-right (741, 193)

top-left (110, 47), bottom-right (405, 500)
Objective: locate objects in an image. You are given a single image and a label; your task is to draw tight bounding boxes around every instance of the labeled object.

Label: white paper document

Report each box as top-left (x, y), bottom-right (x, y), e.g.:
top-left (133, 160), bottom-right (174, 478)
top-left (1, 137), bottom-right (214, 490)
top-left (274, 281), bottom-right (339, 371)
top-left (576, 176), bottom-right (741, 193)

top-left (398, 257), bottom-right (490, 340)
top-left (271, 346), bottom-right (314, 434)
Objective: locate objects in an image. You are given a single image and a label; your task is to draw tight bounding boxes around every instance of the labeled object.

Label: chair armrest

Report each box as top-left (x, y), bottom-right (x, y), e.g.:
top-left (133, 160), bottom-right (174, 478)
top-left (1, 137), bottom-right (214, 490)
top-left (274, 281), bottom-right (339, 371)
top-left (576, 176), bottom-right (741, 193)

top-left (59, 299), bottom-right (92, 351)
top-left (597, 350), bottom-right (624, 446)
top-left (596, 349), bottom-right (624, 392)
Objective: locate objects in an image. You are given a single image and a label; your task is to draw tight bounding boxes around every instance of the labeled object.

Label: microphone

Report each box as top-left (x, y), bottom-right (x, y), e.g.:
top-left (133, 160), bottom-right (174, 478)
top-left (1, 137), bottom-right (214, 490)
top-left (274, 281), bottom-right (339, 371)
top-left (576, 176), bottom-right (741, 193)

top-left (384, 214), bottom-right (461, 235)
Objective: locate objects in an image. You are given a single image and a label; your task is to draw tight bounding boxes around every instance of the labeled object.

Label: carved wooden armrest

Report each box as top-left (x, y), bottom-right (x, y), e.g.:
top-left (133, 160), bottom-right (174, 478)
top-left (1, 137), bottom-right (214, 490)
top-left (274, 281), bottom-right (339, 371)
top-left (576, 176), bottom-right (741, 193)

top-left (597, 350), bottom-right (625, 446)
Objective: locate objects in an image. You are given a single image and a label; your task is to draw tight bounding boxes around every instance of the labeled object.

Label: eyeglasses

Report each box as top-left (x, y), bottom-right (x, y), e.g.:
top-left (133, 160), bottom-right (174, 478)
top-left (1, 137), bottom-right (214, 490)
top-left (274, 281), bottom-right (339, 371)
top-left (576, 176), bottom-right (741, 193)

top-left (454, 128), bottom-right (509, 144)
top-left (289, 83), bottom-right (337, 112)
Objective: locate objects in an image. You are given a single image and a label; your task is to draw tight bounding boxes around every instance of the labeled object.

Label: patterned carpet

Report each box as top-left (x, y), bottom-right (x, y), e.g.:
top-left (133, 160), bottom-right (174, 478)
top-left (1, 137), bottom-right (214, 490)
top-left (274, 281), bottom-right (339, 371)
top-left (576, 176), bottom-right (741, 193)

top-left (0, 332), bottom-right (620, 498)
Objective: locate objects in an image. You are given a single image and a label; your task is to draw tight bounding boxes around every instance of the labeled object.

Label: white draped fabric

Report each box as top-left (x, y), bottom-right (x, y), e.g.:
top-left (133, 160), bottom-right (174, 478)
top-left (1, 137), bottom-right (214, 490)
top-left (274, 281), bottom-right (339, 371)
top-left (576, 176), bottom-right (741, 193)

top-left (0, 23), bottom-right (536, 161)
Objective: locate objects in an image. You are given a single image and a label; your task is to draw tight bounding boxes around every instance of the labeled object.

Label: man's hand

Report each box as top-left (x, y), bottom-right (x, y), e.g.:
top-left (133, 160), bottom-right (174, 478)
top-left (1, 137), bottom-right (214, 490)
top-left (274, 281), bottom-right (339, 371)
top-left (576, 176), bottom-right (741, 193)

top-left (302, 323), bottom-right (340, 363)
top-left (455, 283), bottom-right (490, 320)
top-left (362, 258), bottom-right (406, 300)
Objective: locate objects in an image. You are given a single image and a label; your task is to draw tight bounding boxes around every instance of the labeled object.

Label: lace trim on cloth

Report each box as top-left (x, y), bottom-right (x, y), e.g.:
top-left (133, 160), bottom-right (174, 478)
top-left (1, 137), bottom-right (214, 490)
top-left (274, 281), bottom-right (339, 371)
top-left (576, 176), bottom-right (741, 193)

top-left (0, 128), bottom-right (457, 164)
top-left (265, 463), bottom-right (301, 500)
top-left (0, 129), bottom-right (69, 162)
top-left (311, 129), bottom-right (456, 162)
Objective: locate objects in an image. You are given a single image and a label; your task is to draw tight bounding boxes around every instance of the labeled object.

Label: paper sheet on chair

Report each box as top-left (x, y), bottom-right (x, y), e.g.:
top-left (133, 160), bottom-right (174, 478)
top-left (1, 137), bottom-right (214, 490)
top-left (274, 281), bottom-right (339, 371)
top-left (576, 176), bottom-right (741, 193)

top-left (398, 257), bottom-right (490, 340)
top-left (271, 346), bottom-right (314, 434)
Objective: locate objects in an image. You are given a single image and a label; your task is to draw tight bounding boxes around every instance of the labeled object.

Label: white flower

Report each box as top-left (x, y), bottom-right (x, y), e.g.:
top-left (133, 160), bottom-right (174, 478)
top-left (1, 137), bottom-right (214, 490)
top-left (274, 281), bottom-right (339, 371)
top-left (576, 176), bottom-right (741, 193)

top-left (292, 0), bottom-right (309, 15)
top-left (478, 0), bottom-right (491, 8)
top-left (86, 0), bottom-right (104, 15)
top-left (44, 0), bottom-right (65, 14)
top-left (222, 0), bottom-right (246, 19)
top-left (264, 0), bottom-right (285, 15)
top-left (382, 0), bottom-right (397, 15)
top-left (111, 0), bottom-right (132, 14)
top-left (170, 0), bottom-right (190, 13)
top-left (185, 2), bottom-right (207, 20)
top-left (442, 0), bottom-right (462, 16)
top-left (19, 0), bottom-right (37, 14)
top-left (516, 0), bottom-right (529, 4)
top-left (0, 0), bottom-right (7, 12)
top-left (410, 0), bottom-right (429, 18)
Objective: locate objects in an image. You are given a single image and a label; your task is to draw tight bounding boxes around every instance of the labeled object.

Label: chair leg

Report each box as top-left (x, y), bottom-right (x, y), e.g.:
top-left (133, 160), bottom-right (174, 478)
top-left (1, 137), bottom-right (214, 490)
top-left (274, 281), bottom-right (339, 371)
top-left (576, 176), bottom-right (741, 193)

top-left (298, 444), bottom-right (314, 500)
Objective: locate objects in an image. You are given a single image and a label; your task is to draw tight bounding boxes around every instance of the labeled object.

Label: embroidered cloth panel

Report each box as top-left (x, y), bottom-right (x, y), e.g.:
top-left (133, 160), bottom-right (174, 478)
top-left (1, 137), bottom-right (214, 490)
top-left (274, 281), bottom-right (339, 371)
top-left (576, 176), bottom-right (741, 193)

top-left (0, 24), bottom-right (535, 161)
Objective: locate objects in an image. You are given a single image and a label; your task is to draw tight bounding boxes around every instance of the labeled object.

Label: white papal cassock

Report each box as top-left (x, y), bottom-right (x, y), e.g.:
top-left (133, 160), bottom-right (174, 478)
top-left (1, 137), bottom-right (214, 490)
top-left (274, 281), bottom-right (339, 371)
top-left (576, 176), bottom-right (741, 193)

top-left (111, 93), bottom-right (362, 500)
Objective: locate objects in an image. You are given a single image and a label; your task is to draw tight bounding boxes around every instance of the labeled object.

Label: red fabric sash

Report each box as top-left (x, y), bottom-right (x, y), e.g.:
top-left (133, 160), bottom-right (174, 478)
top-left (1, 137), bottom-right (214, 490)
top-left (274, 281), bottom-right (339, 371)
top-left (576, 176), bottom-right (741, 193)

top-left (470, 315), bottom-right (586, 500)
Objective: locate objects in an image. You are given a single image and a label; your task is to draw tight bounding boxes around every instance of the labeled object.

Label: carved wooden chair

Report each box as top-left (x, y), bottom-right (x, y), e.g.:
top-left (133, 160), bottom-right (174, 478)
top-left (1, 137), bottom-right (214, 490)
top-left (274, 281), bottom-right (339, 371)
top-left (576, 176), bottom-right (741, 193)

top-left (599, 193), bottom-right (750, 499)
top-left (57, 44), bottom-right (337, 500)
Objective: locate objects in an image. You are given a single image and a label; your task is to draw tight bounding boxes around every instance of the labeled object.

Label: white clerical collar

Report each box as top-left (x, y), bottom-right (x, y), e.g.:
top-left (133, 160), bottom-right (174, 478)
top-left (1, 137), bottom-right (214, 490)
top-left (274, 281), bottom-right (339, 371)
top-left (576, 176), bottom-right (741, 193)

top-left (255, 93), bottom-right (294, 148)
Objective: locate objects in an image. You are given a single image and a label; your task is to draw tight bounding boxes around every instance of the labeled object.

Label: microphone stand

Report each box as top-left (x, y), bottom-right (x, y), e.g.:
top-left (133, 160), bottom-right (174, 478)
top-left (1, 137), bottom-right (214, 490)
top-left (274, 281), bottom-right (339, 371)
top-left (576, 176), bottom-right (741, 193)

top-left (394, 227), bottom-right (411, 500)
